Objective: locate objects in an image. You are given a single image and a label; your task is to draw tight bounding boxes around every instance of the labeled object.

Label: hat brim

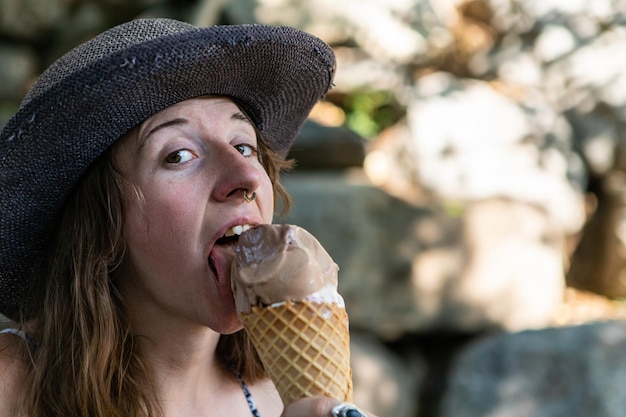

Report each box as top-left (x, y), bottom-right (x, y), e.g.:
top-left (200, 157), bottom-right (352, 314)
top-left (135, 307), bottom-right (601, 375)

top-left (0, 18), bottom-right (335, 320)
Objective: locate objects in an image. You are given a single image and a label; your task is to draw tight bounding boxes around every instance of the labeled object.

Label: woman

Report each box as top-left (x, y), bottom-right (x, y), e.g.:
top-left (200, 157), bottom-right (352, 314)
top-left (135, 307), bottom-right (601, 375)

top-left (0, 18), bottom-right (374, 417)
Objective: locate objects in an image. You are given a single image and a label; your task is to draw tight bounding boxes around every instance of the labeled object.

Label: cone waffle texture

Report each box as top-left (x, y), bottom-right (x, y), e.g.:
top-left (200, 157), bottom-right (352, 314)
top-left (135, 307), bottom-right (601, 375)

top-left (241, 299), bottom-right (353, 404)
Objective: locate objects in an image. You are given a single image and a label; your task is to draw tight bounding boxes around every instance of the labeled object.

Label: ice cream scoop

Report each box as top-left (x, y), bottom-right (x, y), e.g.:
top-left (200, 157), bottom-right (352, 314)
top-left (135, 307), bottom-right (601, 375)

top-left (231, 223), bottom-right (341, 314)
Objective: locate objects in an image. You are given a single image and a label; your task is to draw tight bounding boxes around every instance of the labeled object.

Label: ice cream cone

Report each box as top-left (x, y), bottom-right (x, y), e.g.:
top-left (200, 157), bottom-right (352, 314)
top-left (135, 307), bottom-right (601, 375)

top-left (240, 299), bottom-right (353, 405)
top-left (231, 224), bottom-right (353, 404)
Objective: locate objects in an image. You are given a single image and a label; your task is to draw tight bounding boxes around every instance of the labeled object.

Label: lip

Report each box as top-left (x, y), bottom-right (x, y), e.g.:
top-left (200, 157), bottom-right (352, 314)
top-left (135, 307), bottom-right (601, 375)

top-left (211, 216), bottom-right (261, 248)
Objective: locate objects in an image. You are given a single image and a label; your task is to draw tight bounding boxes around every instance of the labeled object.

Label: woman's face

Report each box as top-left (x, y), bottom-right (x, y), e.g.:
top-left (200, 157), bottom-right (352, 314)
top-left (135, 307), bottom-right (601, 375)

top-left (114, 97), bottom-right (274, 335)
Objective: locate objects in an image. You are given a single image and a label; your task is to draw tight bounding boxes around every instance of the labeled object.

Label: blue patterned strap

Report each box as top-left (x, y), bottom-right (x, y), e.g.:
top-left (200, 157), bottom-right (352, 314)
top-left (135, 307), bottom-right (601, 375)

top-left (0, 328), bottom-right (27, 339)
top-left (235, 372), bottom-right (261, 417)
top-left (0, 327), bottom-right (38, 348)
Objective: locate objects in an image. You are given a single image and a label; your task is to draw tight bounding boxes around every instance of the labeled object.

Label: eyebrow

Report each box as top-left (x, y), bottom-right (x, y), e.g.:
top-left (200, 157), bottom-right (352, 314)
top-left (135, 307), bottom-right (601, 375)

top-left (145, 117), bottom-right (188, 139)
top-left (231, 111), bottom-right (253, 125)
top-left (138, 111), bottom-right (254, 150)
top-left (230, 112), bottom-right (258, 137)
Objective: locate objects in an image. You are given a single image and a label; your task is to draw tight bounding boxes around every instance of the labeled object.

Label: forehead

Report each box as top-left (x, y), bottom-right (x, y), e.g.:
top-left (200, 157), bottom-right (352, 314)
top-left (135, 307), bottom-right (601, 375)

top-left (142, 96), bottom-right (240, 125)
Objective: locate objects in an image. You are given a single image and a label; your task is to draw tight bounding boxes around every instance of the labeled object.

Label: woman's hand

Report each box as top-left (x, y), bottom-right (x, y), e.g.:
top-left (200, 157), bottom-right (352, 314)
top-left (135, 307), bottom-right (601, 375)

top-left (280, 397), bottom-right (378, 417)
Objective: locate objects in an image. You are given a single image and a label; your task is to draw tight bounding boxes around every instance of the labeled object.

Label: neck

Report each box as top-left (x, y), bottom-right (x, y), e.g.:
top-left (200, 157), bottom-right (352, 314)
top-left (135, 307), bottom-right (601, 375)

top-left (119, 284), bottom-right (251, 416)
top-left (142, 325), bottom-right (222, 376)
top-left (139, 324), bottom-right (241, 417)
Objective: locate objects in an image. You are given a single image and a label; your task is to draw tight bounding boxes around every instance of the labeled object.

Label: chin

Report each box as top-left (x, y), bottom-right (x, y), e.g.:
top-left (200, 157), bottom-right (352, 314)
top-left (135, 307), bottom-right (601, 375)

top-left (217, 317), bottom-right (245, 335)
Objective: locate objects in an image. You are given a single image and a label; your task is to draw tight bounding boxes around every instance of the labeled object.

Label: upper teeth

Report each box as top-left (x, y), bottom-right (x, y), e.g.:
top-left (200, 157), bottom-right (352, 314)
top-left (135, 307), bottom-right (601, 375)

top-left (224, 224), bottom-right (251, 237)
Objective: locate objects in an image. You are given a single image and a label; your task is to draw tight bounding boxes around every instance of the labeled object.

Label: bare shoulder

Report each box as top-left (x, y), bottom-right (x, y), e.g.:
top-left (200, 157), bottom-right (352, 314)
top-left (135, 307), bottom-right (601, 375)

top-left (250, 377), bottom-right (283, 417)
top-left (0, 332), bottom-right (30, 416)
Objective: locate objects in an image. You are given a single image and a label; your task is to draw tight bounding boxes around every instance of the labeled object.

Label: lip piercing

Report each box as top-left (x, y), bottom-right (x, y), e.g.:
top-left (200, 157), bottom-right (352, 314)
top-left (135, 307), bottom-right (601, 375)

top-left (243, 189), bottom-right (256, 203)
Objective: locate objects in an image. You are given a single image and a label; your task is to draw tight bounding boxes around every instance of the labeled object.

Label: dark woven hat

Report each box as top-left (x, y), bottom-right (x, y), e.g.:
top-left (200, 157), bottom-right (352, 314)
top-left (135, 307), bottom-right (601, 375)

top-left (0, 18), bottom-right (336, 320)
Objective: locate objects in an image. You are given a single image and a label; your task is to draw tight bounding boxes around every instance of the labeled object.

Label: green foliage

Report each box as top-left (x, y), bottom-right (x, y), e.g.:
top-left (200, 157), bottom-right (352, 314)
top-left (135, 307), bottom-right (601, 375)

top-left (443, 199), bottom-right (467, 218)
top-left (342, 90), bottom-right (402, 139)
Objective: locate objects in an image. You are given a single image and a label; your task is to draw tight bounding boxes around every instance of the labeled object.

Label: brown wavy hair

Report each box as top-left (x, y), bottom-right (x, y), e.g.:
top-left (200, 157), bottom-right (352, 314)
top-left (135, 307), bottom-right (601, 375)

top-left (19, 128), bottom-right (293, 417)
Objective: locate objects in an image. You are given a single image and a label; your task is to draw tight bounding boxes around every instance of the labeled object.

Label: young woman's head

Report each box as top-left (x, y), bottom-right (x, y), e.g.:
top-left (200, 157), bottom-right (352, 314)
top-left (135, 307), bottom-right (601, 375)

top-left (114, 96), bottom-right (276, 334)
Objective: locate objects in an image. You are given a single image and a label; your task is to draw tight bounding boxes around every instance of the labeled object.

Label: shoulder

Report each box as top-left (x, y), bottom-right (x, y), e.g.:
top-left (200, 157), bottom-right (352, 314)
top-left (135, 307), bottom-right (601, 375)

top-left (0, 332), bottom-right (30, 416)
top-left (249, 377), bottom-right (283, 417)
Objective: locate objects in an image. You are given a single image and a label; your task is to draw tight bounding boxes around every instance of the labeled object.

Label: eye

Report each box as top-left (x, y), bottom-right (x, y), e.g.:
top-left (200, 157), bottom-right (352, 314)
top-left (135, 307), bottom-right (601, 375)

top-left (235, 143), bottom-right (257, 157)
top-left (165, 149), bottom-right (195, 164)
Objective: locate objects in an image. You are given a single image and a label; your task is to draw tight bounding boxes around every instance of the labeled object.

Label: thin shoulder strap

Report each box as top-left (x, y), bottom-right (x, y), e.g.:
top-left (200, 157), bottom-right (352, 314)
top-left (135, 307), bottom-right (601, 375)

top-left (235, 372), bottom-right (261, 417)
top-left (0, 327), bottom-right (37, 349)
top-left (0, 328), bottom-right (28, 341)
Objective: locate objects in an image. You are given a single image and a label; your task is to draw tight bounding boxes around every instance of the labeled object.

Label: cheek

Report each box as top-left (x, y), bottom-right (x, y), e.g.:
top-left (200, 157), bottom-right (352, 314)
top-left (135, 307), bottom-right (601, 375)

top-left (123, 184), bottom-right (197, 248)
top-left (121, 192), bottom-right (202, 287)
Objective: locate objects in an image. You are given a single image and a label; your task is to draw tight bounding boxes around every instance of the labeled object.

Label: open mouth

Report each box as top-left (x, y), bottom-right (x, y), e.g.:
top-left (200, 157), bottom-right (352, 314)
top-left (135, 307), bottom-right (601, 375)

top-left (209, 224), bottom-right (253, 276)
top-left (215, 224), bottom-right (252, 246)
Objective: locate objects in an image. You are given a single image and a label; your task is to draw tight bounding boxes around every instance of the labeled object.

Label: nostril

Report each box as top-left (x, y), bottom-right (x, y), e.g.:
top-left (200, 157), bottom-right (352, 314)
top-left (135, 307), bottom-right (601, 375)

top-left (228, 188), bottom-right (249, 200)
top-left (227, 188), bottom-right (242, 198)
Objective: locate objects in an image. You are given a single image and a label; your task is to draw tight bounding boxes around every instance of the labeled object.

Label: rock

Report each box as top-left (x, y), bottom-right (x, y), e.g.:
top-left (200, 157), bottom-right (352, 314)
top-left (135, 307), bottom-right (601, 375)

top-left (405, 73), bottom-right (587, 235)
top-left (440, 321), bottom-right (626, 417)
top-left (289, 121), bottom-right (366, 170)
top-left (351, 332), bottom-right (423, 417)
top-left (417, 198), bottom-right (566, 331)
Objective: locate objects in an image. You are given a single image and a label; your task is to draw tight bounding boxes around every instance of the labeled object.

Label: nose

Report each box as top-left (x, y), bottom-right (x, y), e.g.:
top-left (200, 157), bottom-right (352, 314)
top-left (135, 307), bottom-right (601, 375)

top-left (211, 144), bottom-right (263, 203)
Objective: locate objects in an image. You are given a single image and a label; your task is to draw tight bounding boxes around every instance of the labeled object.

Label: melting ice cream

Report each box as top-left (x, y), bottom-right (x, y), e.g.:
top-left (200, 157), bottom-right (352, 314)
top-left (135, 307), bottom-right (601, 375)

top-left (231, 224), bottom-right (341, 314)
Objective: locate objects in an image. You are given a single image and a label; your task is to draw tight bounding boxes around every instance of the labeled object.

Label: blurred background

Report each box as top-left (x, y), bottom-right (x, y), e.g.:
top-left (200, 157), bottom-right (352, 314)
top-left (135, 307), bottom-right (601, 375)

top-left (2, 0), bottom-right (626, 416)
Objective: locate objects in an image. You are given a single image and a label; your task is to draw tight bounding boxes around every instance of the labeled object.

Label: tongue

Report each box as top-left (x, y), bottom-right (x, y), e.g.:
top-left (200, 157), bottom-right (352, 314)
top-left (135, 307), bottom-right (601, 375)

top-left (209, 245), bottom-right (236, 286)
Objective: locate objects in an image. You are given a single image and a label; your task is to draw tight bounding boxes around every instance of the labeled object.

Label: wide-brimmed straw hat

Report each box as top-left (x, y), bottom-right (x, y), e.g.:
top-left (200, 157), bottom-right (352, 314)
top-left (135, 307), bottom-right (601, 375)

top-left (0, 18), bottom-right (336, 320)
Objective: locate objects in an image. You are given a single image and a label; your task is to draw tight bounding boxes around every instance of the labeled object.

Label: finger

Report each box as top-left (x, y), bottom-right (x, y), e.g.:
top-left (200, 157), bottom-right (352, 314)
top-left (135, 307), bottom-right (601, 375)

top-left (280, 396), bottom-right (340, 417)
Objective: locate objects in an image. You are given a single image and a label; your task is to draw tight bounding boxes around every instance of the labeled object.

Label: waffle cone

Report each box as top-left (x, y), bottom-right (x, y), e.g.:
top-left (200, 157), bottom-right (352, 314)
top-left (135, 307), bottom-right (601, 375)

top-left (240, 299), bottom-right (353, 405)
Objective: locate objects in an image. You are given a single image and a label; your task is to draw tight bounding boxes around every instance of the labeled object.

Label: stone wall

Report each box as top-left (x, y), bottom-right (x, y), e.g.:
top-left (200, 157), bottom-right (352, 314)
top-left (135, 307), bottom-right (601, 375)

top-left (3, 1), bottom-right (626, 416)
